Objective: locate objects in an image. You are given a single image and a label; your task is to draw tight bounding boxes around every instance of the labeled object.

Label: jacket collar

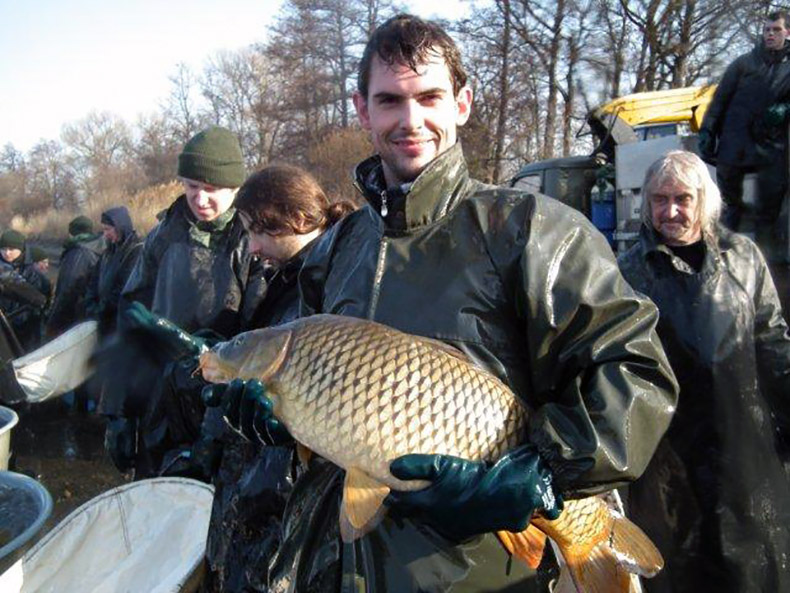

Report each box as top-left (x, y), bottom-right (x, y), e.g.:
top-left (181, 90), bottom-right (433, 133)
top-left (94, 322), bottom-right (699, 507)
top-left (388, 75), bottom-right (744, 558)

top-left (171, 195), bottom-right (237, 248)
top-left (353, 143), bottom-right (473, 231)
top-left (639, 224), bottom-right (724, 278)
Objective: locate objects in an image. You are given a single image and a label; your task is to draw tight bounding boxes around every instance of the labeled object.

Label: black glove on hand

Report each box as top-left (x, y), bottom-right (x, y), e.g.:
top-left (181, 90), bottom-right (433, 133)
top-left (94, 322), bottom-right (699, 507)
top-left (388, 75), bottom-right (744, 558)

top-left (202, 379), bottom-right (292, 446)
top-left (764, 103), bottom-right (790, 127)
top-left (119, 301), bottom-right (209, 362)
top-left (386, 444), bottom-right (562, 541)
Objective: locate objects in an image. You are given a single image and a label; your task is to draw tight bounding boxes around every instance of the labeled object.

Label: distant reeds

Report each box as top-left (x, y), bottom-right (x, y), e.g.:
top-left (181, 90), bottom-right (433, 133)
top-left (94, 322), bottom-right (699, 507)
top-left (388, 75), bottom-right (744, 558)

top-left (6, 182), bottom-right (182, 242)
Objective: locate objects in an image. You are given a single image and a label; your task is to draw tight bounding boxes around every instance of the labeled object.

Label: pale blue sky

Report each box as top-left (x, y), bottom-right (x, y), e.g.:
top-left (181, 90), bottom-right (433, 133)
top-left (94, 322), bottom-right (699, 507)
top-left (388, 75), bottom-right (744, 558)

top-left (0, 0), bottom-right (468, 153)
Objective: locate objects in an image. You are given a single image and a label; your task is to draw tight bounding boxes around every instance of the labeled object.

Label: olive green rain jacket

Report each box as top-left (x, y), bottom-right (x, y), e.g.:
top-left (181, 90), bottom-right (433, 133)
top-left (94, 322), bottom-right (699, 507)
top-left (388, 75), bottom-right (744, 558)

top-left (269, 144), bottom-right (679, 592)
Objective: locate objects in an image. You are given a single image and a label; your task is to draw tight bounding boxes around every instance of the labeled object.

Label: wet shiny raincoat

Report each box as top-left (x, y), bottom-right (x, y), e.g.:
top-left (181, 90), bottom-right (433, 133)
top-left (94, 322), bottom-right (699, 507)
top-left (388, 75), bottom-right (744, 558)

top-left (121, 195), bottom-right (266, 337)
top-left (268, 144), bottom-right (678, 592)
top-left (618, 224), bottom-right (790, 593)
top-left (87, 207), bottom-right (142, 334)
top-left (203, 246), bottom-right (317, 593)
top-left (47, 233), bottom-right (104, 336)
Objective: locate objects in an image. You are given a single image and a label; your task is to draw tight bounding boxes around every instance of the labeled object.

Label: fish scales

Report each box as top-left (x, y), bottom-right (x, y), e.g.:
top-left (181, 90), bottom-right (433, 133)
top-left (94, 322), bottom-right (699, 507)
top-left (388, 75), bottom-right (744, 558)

top-left (268, 315), bottom-right (525, 491)
top-left (200, 314), bottom-right (666, 591)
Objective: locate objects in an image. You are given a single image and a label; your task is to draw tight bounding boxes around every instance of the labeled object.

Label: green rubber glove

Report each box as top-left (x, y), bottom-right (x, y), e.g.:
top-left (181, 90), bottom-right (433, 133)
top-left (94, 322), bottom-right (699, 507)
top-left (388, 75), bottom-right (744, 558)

top-left (764, 103), bottom-right (790, 127)
top-left (119, 301), bottom-right (208, 360)
top-left (386, 444), bottom-right (562, 541)
top-left (202, 379), bottom-right (292, 445)
top-left (697, 128), bottom-right (716, 161)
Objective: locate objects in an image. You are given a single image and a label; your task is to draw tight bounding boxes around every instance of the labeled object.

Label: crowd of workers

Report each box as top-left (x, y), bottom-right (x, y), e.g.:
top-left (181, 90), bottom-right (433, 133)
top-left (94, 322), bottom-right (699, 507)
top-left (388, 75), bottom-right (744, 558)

top-left (1, 11), bottom-right (789, 593)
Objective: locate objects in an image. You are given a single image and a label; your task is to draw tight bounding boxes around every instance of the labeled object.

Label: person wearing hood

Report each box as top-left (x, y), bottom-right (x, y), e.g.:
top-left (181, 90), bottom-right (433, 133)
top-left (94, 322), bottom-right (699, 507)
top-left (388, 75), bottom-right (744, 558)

top-left (618, 150), bottom-right (790, 593)
top-left (46, 215), bottom-right (104, 337)
top-left (86, 206), bottom-right (142, 335)
top-left (699, 10), bottom-right (790, 263)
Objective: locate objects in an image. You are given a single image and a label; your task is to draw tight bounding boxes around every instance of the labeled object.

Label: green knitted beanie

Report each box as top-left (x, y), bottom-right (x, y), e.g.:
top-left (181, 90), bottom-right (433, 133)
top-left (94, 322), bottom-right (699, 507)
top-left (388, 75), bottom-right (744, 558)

top-left (178, 126), bottom-right (246, 188)
top-left (29, 245), bottom-right (48, 262)
top-left (0, 229), bottom-right (25, 250)
top-left (68, 215), bottom-right (94, 236)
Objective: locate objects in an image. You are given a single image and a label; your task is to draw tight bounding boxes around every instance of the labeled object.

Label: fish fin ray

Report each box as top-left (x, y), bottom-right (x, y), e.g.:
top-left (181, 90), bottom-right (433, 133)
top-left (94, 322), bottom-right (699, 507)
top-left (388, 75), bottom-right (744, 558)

top-left (339, 496), bottom-right (388, 543)
top-left (496, 525), bottom-right (547, 569)
top-left (609, 514), bottom-right (664, 577)
top-left (343, 467), bottom-right (390, 530)
top-left (342, 467), bottom-right (390, 534)
top-left (559, 515), bottom-right (663, 593)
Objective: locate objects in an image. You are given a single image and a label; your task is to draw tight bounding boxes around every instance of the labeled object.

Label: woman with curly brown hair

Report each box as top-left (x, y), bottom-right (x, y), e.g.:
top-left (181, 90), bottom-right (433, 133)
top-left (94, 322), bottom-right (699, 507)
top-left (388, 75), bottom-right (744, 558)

top-left (202, 165), bottom-right (355, 592)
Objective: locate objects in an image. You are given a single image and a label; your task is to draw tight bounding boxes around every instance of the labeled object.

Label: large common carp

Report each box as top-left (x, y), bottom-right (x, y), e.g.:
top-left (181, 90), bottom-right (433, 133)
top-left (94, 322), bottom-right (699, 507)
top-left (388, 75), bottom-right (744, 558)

top-left (200, 314), bottom-right (663, 592)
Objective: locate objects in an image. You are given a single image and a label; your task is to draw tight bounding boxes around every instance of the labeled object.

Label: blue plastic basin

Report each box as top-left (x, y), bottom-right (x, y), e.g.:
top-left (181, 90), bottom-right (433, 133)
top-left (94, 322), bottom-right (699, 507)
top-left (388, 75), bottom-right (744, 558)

top-left (0, 471), bottom-right (53, 563)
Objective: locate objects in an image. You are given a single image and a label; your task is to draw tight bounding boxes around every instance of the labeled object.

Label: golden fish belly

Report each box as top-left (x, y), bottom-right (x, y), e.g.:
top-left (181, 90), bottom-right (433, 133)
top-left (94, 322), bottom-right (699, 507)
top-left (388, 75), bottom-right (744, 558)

top-left (267, 315), bottom-right (527, 491)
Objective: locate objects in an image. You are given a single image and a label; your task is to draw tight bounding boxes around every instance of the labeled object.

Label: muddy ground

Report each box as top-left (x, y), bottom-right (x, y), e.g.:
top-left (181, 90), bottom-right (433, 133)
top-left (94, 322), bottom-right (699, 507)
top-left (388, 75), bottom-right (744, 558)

top-left (9, 398), bottom-right (130, 545)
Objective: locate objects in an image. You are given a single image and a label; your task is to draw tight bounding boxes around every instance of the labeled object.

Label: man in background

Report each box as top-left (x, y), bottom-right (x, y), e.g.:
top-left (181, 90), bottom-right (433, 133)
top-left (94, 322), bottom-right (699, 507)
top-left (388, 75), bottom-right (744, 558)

top-left (47, 215), bottom-right (104, 337)
top-left (86, 206), bottom-right (141, 335)
top-left (699, 10), bottom-right (790, 263)
top-left (618, 150), bottom-right (790, 593)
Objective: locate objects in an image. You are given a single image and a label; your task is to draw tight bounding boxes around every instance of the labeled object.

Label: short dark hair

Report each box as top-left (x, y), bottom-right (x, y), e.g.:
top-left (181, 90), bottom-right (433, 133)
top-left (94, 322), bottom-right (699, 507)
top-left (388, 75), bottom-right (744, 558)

top-left (235, 165), bottom-right (355, 236)
top-left (357, 14), bottom-right (467, 98)
top-left (767, 10), bottom-right (790, 25)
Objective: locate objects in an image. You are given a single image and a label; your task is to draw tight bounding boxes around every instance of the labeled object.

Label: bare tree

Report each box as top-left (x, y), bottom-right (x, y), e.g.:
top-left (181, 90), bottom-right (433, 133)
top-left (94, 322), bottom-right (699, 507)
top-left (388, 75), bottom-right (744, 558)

top-left (164, 63), bottom-right (203, 144)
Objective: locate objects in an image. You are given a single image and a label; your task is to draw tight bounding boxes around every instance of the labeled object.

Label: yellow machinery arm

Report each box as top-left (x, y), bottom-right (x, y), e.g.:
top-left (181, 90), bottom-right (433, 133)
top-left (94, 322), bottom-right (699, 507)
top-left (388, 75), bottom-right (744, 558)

top-left (590, 85), bottom-right (717, 132)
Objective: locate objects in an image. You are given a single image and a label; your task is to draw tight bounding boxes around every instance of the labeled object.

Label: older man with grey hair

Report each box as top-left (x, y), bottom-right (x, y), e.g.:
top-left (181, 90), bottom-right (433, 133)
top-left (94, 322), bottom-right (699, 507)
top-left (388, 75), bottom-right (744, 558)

top-left (618, 149), bottom-right (790, 593)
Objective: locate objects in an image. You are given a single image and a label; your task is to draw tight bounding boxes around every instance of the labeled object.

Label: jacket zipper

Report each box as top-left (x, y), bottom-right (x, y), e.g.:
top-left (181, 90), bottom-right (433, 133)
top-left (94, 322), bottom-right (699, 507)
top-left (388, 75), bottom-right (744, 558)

top-left (367, 236), bottom-right (388, 320)
top-left (380, 190), bottom-right (389, 217)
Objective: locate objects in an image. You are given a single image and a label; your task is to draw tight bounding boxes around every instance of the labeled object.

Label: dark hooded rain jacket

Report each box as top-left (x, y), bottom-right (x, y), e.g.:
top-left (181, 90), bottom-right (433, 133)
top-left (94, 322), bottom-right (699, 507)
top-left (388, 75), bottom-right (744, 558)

top-left (86, 207), bottom-right (142, 334)
top-left (618, 225), bottom-right (790, 593)
top-left (47, 232), bottom-right (104, 336)
top-left (268, 144), bottom-right (678, 593)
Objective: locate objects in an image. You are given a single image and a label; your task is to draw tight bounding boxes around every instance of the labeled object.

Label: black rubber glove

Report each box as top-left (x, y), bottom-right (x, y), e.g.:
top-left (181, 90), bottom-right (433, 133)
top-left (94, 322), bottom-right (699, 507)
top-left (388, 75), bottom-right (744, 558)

top-left (119, 301), bottom-right (208, 361)
top-left (202, 379), bottom-right (292, 445)
top-left (697, 128), bottom-right (716, 161)
top-left (386, 444), bottom-right (562, 541)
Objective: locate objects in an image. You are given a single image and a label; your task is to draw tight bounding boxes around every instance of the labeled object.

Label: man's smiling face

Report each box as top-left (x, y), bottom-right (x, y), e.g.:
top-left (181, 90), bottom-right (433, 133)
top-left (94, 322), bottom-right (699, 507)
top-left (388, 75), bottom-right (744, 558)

top-left (353, 53), bottom-right (472, 188)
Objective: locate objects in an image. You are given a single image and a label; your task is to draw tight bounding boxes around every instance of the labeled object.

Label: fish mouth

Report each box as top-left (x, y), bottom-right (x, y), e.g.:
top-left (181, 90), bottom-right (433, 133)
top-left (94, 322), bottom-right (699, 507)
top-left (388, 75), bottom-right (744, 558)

top-left (198, 351), bottom-right (238, 384)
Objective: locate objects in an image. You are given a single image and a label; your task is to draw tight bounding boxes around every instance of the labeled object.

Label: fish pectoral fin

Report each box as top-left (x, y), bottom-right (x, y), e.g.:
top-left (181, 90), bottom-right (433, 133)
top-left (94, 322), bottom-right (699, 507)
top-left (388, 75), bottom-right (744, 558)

top-left (296, 443), bottom-right (313, 467)
top-left (342, 467), bottom-right (391, 534)
top-left (496, 525), bottom-right (547, 569)
top-left (608, 515), bottom-right (664, 577)
top-left (560, 515), bottom-right (664, 593)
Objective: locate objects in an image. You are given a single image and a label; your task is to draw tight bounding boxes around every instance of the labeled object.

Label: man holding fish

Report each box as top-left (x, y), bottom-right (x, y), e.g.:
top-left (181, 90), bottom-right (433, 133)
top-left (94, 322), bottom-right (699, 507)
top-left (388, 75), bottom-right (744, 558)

top-left (201, 13), bottom-right (679, 593)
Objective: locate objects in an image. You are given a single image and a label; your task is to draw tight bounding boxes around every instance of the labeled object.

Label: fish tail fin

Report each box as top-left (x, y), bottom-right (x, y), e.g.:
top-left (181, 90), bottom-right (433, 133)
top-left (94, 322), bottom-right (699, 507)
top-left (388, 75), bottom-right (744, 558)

top-left (496, 525), bottom-right (547, 569)
top-left (561, 514), bottom-right (663, 593)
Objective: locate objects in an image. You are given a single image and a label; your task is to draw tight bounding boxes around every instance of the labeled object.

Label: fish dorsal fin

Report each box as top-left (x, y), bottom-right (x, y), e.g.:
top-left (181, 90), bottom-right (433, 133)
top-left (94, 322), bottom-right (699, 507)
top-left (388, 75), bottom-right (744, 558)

top-left (340, 467), bottom-right (390, 540)
top-left (296, 443), bottom-right (313, 467)
top-left (496, 525), bottom-right (548, 569)
top-left (414, 336), bottom-right (471, 363)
